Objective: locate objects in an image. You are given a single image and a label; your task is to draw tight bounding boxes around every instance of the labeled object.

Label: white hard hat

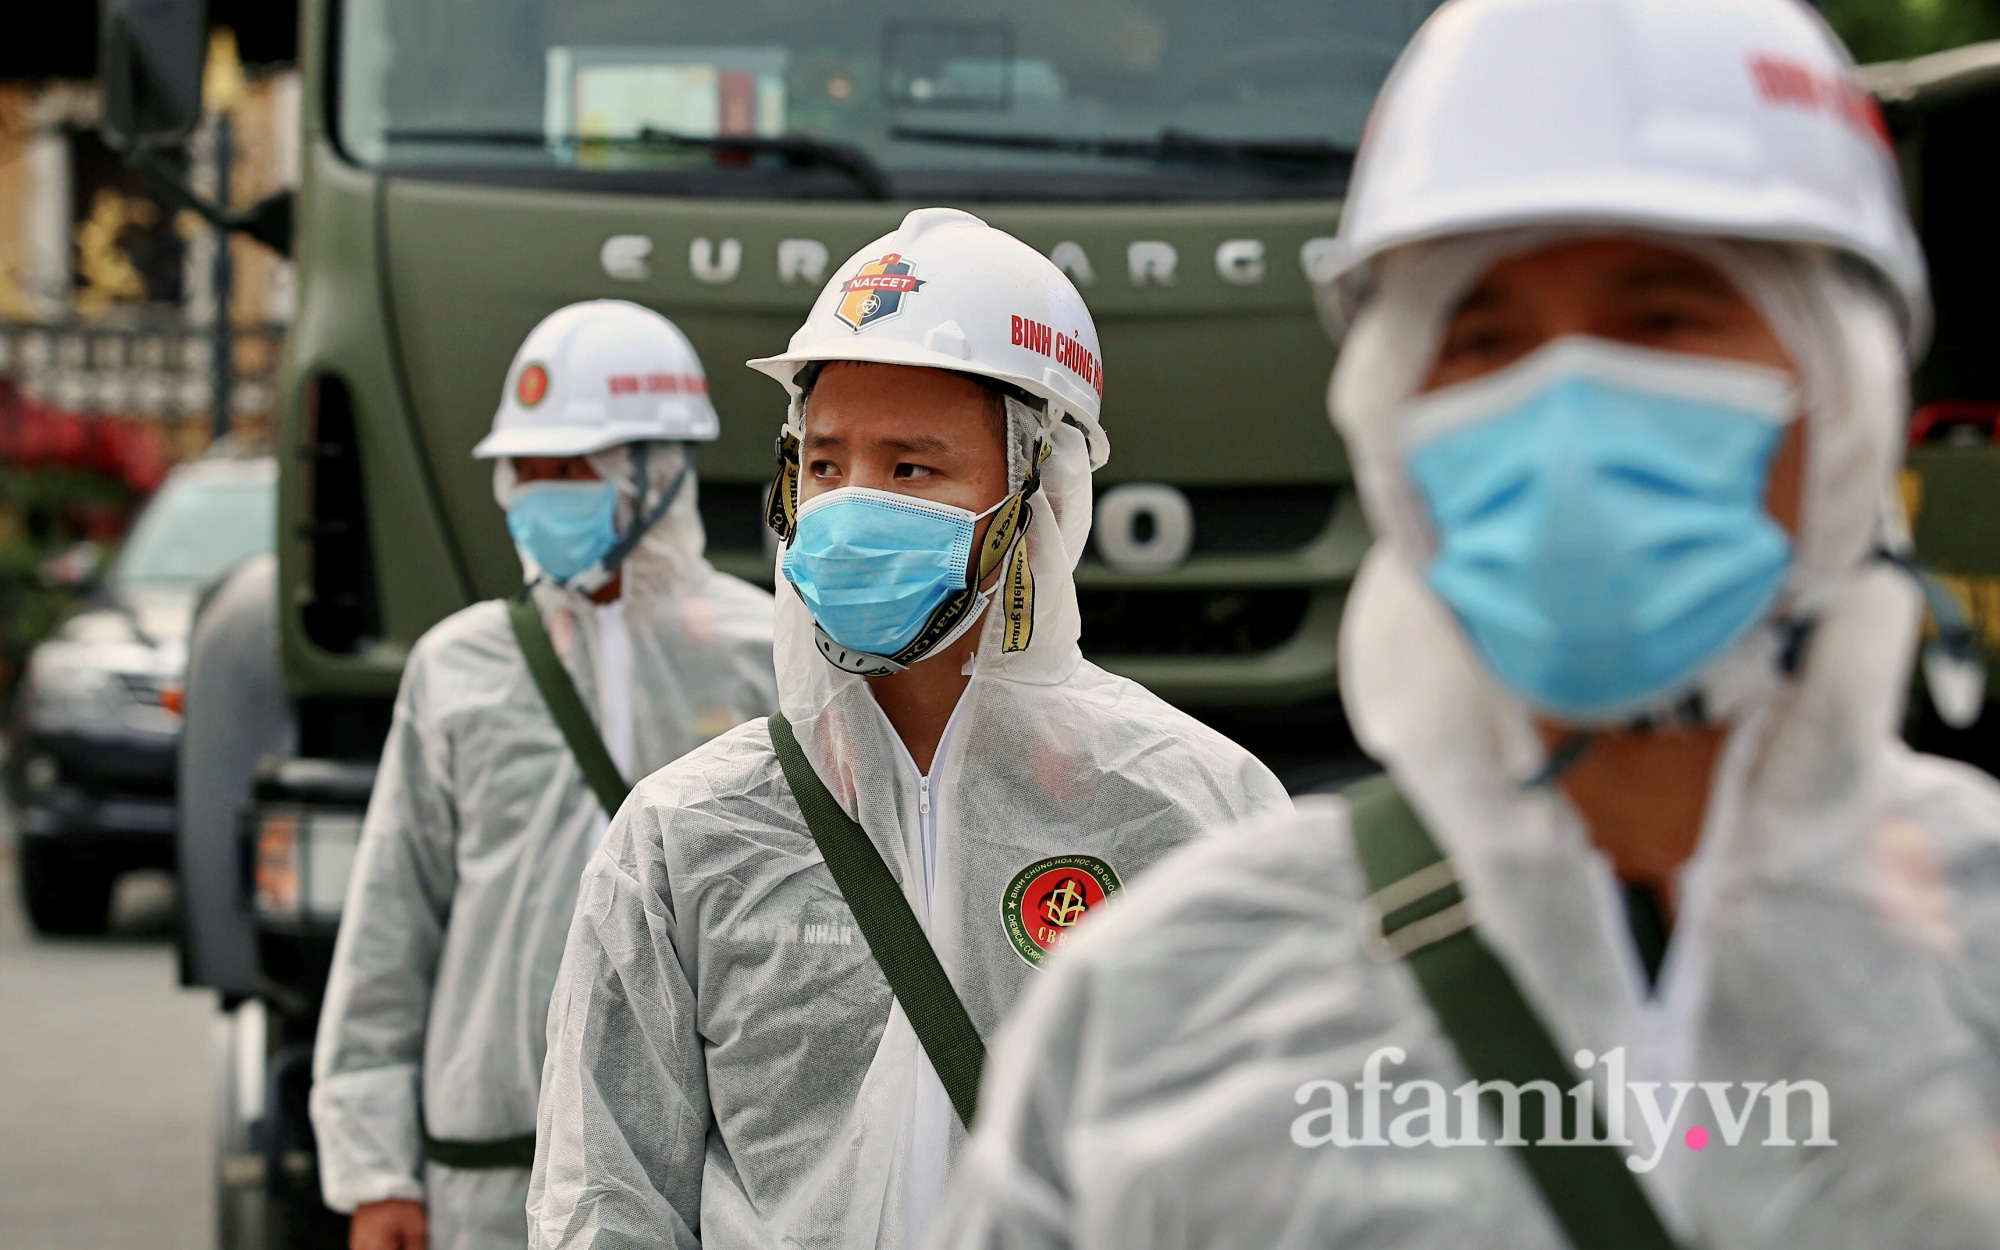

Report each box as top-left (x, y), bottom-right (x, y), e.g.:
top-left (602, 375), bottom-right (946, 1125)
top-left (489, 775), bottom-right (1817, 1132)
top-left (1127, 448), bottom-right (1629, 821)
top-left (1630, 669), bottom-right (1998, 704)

top-left (473, 299), bottom-right (720, 459)
top-left (749, 207), bottom-right (1109, 467)
top-left (1315, 0), bottom-right (1930, 348)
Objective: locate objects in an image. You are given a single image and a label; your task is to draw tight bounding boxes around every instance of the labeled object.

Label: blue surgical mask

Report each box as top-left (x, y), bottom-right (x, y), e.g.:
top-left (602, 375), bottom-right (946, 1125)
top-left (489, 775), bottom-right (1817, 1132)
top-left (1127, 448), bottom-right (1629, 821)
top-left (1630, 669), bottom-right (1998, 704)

top-left (507, 480), bottom-right (620, 583)
top-left (782, 486), bottom-right (1004, 661)
top-left (1404, 337), bottom-right (1798, 722)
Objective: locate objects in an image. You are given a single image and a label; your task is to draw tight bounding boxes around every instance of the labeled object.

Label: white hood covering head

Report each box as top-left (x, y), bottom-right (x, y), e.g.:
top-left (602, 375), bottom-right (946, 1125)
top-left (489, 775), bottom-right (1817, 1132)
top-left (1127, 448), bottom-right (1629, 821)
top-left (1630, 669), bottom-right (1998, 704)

top-left (493, 439), bottom-right (707, 597)
top-left (1334, 228), bottom-right (1916, 737)
top-left (775, 394), bottom-right (1096, 730)
top-left (1330, 226), bottom-right (1958, 1134)
top-left (1330, 229), bottom-right (1958, 1188)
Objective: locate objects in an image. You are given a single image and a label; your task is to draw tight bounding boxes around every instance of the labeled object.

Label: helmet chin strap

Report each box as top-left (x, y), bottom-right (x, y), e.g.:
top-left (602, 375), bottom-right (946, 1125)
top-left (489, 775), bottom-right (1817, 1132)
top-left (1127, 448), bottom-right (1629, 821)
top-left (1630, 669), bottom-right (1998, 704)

top-left (774, 426), bottom-right (1050, 676)
top-left (1519, 541), bottom-right (1983, 777)
top-left (812, 628), bottom-right (908, 677)
top-left (555, 443), bottom-right (694, 595)
top-left (1516, 609), bottom-right (1815, 790)
top-left (810, 589), bottom-right (995, 678)
top-left (1523, 731), bottom-right (1595, 789)
top-left (1592, 547), bottom-right (1989, 740)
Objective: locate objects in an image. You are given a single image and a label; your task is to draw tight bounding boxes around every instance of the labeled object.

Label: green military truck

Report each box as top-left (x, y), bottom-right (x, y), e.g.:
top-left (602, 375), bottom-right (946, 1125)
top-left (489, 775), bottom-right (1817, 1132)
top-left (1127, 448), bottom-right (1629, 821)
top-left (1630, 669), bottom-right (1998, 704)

top-left (99, 1), bottom-right (1443, 1244)
top-left (286, 0), bottom-right (1440, 737)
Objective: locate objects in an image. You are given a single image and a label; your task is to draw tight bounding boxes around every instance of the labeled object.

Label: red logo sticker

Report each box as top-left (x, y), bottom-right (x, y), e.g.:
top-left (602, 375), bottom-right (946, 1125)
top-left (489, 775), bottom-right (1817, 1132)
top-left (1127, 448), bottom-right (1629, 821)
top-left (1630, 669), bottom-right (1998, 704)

top-left (1001, 855), bottom-right (1122, 967)
top-left (517, 362), bottom-right (550, 407)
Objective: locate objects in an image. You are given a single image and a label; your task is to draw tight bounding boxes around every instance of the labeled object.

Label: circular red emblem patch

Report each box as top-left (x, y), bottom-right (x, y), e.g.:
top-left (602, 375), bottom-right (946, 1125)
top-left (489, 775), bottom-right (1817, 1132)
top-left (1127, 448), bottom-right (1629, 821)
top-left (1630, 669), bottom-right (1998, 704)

top-left (516, 362), bottom-right (549, 407)
top-left (1001, 855), bottom-right (1121, 967)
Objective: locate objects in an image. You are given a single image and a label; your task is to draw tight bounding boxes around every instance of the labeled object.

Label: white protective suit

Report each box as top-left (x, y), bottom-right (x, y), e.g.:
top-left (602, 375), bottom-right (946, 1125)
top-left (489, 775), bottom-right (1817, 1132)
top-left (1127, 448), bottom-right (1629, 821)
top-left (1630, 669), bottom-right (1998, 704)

top-left (312, 443), bottom-right (779, 1249)
top-left (526, 402), bottom-right (1293, 1249)
top-left (932, 235), bottom-right (2000, 1249)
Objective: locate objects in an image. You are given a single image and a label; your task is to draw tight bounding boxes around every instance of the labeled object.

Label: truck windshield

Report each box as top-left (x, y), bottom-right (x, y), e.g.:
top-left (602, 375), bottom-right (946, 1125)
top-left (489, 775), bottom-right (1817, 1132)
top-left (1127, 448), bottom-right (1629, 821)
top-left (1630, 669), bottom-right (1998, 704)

top-left (335, 0), bottom-right (1443, 201)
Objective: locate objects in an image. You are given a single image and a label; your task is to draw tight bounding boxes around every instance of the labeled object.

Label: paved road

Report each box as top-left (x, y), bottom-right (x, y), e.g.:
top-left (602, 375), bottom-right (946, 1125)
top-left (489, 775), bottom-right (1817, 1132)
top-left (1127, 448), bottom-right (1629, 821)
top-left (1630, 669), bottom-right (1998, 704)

top-left (0, 832), bottom-right (216, 1249)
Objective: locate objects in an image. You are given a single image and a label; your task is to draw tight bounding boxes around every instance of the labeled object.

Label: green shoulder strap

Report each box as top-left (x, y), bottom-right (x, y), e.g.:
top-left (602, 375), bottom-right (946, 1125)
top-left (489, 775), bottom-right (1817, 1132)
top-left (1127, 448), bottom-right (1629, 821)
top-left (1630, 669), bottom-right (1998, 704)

top-left (422, 1130), bottom-right (537, 1170)
top-left (506, 594), bottom-right (630, 818)
top-left (768, 713), bottom-right (986, 1128)
top-left (1342, 775), bottom-right (1681, 1250)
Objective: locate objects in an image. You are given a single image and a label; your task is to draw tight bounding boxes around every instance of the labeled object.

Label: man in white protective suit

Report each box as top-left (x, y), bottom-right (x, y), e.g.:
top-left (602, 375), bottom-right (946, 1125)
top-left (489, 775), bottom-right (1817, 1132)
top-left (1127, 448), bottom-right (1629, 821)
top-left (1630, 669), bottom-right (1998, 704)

top-left (311, 301), bottom-right (779, 1250)
top-left (935, 2), bottom-right (2000, 1248)
top-left (525, 208), bottom-right (1292, 1250)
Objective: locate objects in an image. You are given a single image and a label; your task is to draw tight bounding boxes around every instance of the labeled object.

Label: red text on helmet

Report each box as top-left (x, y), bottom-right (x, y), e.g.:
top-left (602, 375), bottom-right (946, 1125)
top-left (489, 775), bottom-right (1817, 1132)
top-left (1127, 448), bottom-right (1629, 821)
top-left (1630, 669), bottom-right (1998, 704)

top-left (1748, 54), bottom-right (1890, 147)
top-left (1011, 315), bottom-right (1053, 356)
top-left (1012, 315), bottom-right (1105, 399)
top-left (607, 373), bottom-right (709, 397)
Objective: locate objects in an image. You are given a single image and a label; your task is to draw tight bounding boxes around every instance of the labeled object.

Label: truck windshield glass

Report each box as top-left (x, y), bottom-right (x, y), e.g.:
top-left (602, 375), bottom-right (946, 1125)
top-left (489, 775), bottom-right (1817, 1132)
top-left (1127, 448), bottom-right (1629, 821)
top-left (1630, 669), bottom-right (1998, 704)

top-left (114, 472), bottom-right (276, 593)
top-left (336, 0), bottom-right (1443, 200)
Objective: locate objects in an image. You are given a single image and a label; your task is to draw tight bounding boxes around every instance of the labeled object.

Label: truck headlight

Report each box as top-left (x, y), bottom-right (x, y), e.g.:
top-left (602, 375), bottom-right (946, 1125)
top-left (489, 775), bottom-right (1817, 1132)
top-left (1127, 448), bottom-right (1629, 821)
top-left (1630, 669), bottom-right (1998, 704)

top-left (252, 808), bottom-right (362, 924)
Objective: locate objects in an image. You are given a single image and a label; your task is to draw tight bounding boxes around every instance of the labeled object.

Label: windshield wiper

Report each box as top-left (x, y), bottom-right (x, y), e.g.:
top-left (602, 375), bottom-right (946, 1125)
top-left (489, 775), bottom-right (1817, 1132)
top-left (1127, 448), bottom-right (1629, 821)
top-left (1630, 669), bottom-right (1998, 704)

top-left (890, 126), bottom-right (1351, 172)
top-left (379, 128), bottom-right (892, 200)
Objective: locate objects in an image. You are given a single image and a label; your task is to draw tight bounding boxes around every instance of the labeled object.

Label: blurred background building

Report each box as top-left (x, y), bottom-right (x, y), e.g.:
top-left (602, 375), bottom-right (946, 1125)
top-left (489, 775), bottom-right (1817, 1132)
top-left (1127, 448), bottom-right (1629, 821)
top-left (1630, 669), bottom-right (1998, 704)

top-left (0, 69), bottom-right (295, 459)
top-left (0, 4), bottom-right (294, 693)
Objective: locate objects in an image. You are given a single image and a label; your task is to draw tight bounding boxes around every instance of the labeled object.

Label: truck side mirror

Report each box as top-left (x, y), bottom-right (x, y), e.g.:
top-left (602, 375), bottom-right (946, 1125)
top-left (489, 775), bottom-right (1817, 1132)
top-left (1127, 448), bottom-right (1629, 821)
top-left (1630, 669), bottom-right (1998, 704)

top-left (100, 0), bottom-right (209, 155)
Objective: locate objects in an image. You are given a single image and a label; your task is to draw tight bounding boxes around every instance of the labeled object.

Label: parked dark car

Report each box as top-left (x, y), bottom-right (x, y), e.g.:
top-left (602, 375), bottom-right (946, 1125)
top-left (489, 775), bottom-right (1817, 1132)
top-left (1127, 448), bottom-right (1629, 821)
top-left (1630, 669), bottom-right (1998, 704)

top-left (11, 454), bottom-right (275, 934)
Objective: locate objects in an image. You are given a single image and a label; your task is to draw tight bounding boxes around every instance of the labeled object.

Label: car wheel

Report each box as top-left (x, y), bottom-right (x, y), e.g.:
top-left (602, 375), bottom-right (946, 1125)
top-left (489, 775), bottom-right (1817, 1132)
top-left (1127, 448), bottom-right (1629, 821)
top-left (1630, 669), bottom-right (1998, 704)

top-left (19, 839), bottom-right (115, 936)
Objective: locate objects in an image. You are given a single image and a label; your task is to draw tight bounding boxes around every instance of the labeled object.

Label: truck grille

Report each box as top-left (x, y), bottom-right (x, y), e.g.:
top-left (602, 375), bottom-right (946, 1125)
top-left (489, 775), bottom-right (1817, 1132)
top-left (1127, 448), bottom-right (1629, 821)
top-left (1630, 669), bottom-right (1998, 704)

top-left (1176, 485), bottom-right (1337, 555)
top-left (700, 482), bottom-right (1340, 557)
top-left (700, 482), bottom-right (772, 554)
top-left (1079, 589), bottom-right (1311, 657)
top-left (700, 482), bottom-right (1333, 658)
